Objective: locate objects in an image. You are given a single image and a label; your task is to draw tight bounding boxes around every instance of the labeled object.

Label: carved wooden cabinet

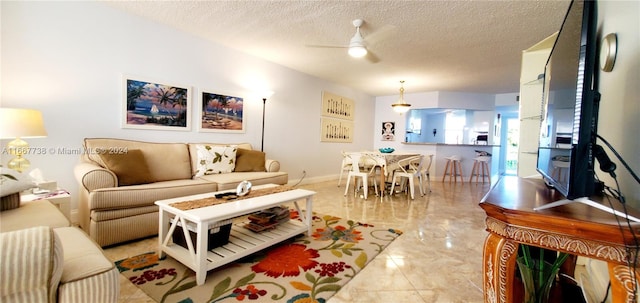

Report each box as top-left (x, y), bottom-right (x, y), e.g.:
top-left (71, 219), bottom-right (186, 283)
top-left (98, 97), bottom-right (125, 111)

top-left (480, 176), bottom-right (640, 303)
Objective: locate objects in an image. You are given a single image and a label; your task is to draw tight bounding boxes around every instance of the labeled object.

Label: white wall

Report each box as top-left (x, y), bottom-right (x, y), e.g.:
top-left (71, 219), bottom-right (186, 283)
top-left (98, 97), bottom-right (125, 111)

top-left (374, 91), bottom-right (439, 149)
top-left (586, 1), bottom-right (640, 301)
top-left (373, 91), bottom-right (498, 150)
top-left (0, 1), bottom-right (375, 210)
top-left (596, 0), bottom-right (640, 209)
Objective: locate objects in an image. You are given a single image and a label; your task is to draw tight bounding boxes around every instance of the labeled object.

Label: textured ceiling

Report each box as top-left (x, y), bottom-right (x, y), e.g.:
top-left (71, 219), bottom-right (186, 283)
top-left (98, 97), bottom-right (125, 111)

top-left (104, 0), bottom-right (570, 96)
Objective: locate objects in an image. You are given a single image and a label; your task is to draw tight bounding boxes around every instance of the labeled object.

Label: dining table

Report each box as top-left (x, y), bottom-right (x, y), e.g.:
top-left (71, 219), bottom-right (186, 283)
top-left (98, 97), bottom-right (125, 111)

top-left (361, 151), bottom-right (421, 196)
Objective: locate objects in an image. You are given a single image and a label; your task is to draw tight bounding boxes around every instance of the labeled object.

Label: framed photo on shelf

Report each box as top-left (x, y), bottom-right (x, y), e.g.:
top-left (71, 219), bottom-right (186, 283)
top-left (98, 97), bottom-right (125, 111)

top-left (321, 117), bottom-right (353, 143)
top-left (122, 76), bottom-right (191, 131)
top-left (321, 91), bottom-right (354, 120)
top-left (198, 90), bottom-right (246, 133)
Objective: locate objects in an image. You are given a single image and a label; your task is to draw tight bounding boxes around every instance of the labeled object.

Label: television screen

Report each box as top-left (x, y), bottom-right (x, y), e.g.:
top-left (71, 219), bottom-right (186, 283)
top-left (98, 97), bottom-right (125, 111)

top-left (536, 0), bottom-right (599, 200)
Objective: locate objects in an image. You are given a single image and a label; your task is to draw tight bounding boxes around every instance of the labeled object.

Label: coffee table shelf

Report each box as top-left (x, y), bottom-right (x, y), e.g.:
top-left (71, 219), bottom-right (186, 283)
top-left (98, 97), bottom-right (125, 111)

top-left (165, 220), bottom-right (307, 271)
top-left (155, 185), bottom-right (315, 285)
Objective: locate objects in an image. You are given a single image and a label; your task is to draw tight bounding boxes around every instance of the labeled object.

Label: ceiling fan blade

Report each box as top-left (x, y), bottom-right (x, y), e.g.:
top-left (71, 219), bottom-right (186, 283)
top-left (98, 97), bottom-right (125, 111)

top-left (364, 24), bottom-right (397, 45)
top-left (365, 50), bottom-right (380, 63)
top-left (305, 44), bottom-right (348, 49)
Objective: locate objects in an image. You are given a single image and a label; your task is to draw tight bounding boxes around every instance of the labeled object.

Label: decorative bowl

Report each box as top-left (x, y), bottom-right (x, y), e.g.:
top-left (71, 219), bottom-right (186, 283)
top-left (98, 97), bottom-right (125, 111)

top-left (379, 148), bottom-right (395, 153)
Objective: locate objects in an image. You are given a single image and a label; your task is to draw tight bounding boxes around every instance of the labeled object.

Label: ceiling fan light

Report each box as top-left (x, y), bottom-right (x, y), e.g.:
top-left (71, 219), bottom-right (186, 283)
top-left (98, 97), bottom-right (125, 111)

top-left (348, 45), bottom-right (367, 58)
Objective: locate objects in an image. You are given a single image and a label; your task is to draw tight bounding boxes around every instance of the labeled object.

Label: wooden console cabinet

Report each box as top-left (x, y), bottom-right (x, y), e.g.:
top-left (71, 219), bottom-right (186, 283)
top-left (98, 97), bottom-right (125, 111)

top-left (480, 176), bottom-right (640, 303)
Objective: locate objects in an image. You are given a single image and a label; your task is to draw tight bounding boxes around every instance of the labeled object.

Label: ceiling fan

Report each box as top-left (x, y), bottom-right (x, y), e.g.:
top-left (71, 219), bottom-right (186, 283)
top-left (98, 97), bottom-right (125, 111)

top-left (307, 19), bottom-right (381, 63)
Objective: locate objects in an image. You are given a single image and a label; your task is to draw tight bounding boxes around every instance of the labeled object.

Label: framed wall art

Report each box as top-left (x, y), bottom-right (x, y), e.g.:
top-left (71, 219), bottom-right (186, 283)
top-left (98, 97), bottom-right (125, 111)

top-left (321, 91), bottom-right (354, 120)
top-left (382, 121), bottom-right (395, 141)
top-left (321, 117), bottom-right (353, 143)
top-left (122, 76), bottom-right (191, 131)
top-left (198, 90), bottom-right (245, 133)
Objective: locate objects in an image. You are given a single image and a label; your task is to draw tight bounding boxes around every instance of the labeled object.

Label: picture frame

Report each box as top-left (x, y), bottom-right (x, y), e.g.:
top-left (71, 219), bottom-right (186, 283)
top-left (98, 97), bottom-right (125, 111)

top-left (321, 91), bottom-right (354, 120)
top-left (122, 76), bottom-right (191, 131)
top-left (198, 89), bottom-right (246, 133)
top-left (320, 117), bottom-right (353, 143)
top-left (381, 121), bottom-right (395, 141)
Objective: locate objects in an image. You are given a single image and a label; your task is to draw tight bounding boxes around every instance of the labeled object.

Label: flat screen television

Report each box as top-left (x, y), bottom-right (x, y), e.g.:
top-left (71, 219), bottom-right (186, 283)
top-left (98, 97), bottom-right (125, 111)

top-left (536, 0), bottom-right (599, 200)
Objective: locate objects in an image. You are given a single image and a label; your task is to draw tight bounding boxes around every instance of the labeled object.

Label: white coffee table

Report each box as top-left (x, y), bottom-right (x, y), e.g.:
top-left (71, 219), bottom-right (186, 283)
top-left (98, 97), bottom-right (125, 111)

top-left (155, 185), bottom-right (315, 285)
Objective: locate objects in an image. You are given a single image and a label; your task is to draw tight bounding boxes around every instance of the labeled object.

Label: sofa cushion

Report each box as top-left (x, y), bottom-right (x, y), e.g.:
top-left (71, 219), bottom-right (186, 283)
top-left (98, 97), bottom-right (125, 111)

top-left (99, 149), bottom-right (154, 186)
top-left (84, 138), bottom-right (192, 182)
top-left (88, 179), bottom-right (216, 210)
top-left (194, 145), bottom-right (237, 177)
top-left (197, 171), bottom-right (289, 190)
top-left (188, 143), bottom-right (252, 176)
top-left (235, 148), bottom-right (266, 172)
top-left (0, 200), bottom-right (71, 233)
top-left (54, 227), bottom-right (114, 283)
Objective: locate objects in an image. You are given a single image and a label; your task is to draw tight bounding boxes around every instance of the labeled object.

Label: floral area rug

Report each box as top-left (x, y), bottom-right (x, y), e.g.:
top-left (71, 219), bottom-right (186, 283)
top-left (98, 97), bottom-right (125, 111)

top-left (115, 211), bottom-right (402, 303)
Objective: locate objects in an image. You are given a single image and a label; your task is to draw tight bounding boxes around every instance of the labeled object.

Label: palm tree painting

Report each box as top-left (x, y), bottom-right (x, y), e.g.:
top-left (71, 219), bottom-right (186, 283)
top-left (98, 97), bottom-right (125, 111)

top-left (124, 77), bottom-right (191, 130)
top-left (199, 91), bottom-right (245, 133)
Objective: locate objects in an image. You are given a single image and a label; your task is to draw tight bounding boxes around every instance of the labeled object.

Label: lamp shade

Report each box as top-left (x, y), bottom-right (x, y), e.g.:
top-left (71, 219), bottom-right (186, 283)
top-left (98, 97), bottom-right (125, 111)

top-left (0, 108), bottom-right (48, 139)
top-left (392, 103), bottom-right (411, 113)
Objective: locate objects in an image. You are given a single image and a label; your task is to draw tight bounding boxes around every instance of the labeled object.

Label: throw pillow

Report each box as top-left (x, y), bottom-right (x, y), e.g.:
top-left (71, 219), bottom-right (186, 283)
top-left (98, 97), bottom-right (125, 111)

top-left (234, 148), bottom-right (266, 172)
top-left (194, 145), bottom-right (237, 177)
top-left (0, 167), bottom-right (33, 198)
top-left (99, 149), bottom-right (154, 186)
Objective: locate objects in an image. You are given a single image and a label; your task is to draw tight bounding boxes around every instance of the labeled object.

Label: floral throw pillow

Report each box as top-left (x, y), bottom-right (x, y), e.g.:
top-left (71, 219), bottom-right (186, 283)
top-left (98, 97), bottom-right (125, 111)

top-left (0, 167), bottom-right (33, 198)
top-left (194, 145), bottom-right (237, 177)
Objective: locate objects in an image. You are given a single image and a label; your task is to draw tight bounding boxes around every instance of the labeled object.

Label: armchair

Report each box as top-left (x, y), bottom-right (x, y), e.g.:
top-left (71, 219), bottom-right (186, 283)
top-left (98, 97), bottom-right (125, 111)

top-left (1, 223), bottom-right (119, 303)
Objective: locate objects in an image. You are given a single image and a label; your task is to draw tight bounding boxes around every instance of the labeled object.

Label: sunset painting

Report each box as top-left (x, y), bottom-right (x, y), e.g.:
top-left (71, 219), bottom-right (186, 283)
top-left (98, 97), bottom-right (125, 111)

top-left (123, 77), bottom-right (191, 131)
top-left (199, 91), bottom-right (245, 133)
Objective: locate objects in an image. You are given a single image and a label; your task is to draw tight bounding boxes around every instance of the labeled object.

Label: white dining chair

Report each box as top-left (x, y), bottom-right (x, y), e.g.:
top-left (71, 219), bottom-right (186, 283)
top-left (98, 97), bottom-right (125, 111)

top-left (337, 150), bottom-right (353, 187)
top-left (343, 152), bottom-right (379, 199)
top-left (390, 155), bottom-right (425, 199)
top-left (421, 154), bottom-right (434, 193)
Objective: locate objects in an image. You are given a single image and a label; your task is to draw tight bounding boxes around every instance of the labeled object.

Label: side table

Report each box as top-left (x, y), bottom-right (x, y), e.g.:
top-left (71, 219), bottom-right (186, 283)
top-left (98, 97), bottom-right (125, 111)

top-left (21, 189), bottom-right (71, 221)
top-left (480, 176), bottom-right (640, 303)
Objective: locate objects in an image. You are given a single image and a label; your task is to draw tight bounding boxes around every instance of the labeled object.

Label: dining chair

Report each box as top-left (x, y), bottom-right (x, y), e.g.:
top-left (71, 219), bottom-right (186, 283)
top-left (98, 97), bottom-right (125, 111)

top-left (343, 152), bottom-right (379, 200)
top-left (337, 150), bottom-right (353, 187)
top-left (421, 154), bottom-right (434, 193)
top-left (364, 152), bottom-right (386, 195)
top-left (390, 155), bottom-right (425, 199)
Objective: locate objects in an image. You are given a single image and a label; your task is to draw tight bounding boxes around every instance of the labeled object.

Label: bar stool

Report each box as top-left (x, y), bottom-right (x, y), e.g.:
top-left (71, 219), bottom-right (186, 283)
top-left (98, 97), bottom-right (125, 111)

top-left (469, 156), bottom-right (491, 183)
top-left (551, 159), bottom-right (570, 183)
top-left (442, 155), bottom-right (463, 183)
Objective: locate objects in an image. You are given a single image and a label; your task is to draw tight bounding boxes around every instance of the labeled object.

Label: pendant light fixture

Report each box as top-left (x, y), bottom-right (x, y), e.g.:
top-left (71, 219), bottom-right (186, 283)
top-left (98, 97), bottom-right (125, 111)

top-left (391, 80), bottom-right (411, 114)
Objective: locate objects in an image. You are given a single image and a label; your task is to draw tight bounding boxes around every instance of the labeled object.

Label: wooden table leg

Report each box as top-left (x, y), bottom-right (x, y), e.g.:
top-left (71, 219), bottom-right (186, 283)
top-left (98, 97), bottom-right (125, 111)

top-left (483, 233), bottom-right (519, 303)
top-left (608, 262), bottom-right (640, 303)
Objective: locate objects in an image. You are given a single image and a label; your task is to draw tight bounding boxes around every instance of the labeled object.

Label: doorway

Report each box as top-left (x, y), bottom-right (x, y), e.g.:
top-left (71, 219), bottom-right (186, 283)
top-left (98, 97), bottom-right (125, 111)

top-left (499, 113), bottom-right (519, 175)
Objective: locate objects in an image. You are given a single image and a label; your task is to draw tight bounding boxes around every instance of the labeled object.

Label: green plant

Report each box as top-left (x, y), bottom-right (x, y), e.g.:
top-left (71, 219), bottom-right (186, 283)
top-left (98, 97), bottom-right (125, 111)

top-left (517, 245), bottom-right (569, 303)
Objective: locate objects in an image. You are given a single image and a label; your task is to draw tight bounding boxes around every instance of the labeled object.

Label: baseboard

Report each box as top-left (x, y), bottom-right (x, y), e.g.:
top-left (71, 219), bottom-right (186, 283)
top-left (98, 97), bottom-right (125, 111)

top-left (288, 175), bottom-right (337, 186)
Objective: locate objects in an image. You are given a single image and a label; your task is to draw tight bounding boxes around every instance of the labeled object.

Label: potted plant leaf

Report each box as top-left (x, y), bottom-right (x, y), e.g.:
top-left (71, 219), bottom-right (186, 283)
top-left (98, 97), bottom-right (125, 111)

top-left (517, 245), bottom-right (569, 303)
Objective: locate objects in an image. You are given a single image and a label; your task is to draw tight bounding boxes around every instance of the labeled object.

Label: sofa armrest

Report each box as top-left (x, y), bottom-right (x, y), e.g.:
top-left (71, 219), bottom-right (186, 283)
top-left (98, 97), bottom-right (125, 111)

top-left (265, 159), bottom-right (280, 172)
top-left (0, 226), bottom-right (63, 303)
top-left (74, 162), bottom-right (117, 191)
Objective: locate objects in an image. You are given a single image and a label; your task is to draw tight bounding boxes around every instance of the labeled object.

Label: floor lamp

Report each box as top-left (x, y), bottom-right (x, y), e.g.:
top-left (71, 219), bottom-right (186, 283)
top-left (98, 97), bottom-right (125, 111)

top-left (260, 92), bottom-right (273, 152)
top-left (261, 97), bottom-right (267, 152)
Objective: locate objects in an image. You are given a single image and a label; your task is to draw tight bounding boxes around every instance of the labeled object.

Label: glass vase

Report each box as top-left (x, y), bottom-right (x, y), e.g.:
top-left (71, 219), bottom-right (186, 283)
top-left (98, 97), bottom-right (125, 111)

top-left (516, 257), bottom-right (560, 303)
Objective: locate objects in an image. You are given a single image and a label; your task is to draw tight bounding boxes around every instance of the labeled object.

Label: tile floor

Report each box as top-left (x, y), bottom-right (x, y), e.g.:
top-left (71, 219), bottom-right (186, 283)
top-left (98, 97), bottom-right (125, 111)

top-left (103, 179), bottom-right (493, 303)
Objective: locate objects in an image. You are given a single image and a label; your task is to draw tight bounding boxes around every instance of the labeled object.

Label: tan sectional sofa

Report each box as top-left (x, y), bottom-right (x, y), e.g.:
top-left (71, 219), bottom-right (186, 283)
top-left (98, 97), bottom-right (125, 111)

top-left (0, 198), bottom-right (119, 303)
top-left (74, 138), bottom-right (288, 247)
